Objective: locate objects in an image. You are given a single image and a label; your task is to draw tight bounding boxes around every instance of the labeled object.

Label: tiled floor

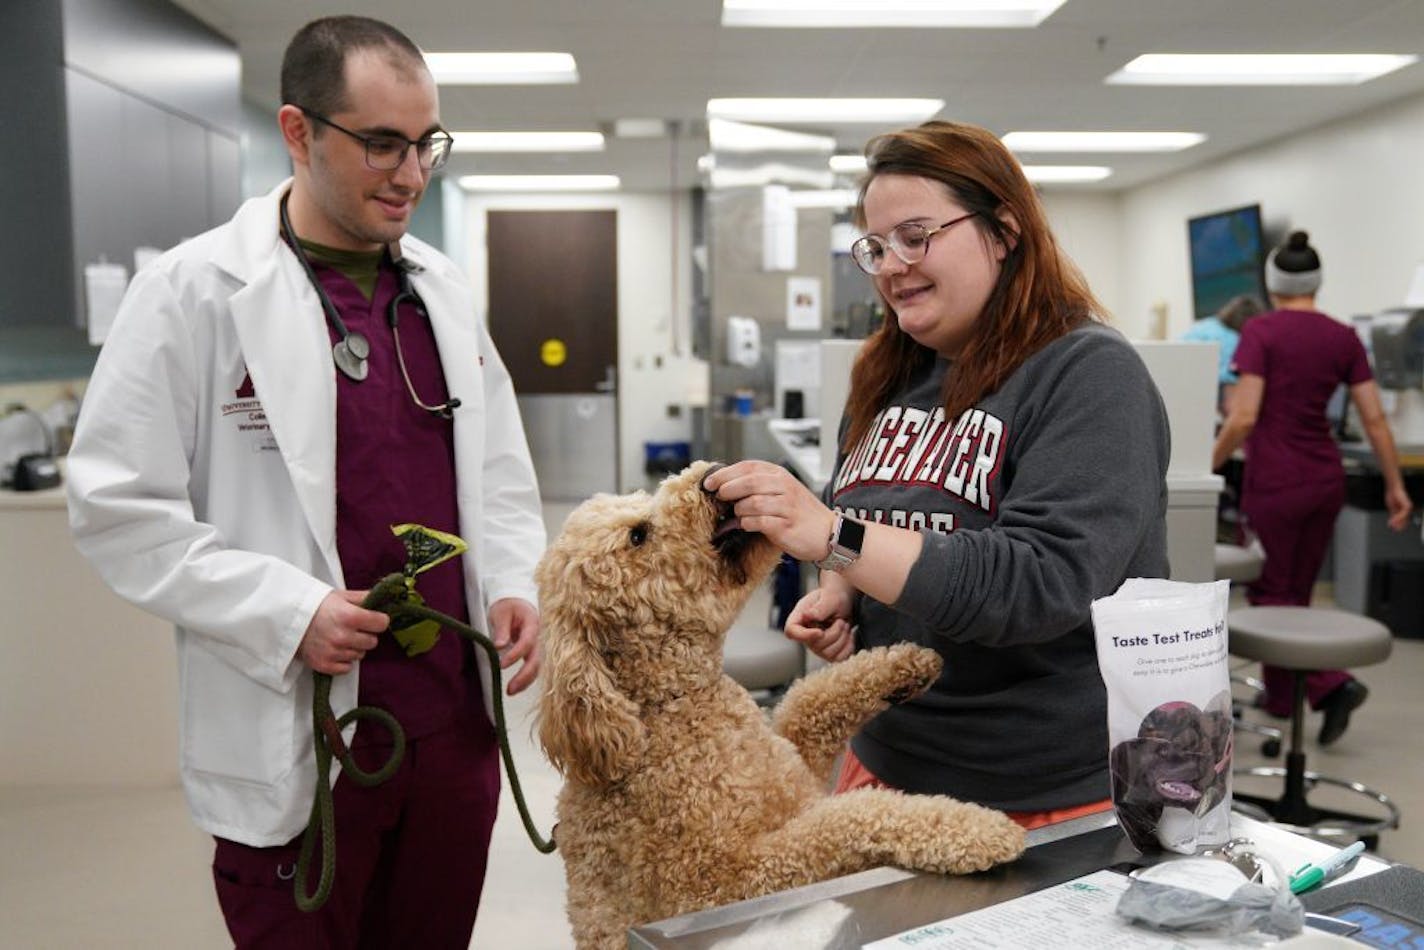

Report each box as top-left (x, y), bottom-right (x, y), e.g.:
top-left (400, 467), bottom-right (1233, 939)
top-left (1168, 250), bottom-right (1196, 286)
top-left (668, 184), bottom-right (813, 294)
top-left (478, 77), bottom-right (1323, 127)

top-left (3, 524), bottom-right (1421, 948)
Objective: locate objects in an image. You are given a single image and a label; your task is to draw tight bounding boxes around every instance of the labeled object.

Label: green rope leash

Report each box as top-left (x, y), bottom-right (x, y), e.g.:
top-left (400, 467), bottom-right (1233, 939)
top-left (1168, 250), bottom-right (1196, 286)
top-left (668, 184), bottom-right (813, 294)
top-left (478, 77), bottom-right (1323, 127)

top-left (294, 565), bottom-right (556, 913)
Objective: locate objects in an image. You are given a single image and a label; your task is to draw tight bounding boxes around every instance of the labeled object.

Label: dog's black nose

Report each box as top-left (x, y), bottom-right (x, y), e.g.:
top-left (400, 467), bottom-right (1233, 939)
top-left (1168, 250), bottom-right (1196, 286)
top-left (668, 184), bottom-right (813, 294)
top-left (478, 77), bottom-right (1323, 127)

top-left (700, 462), bottom-right (727, 495)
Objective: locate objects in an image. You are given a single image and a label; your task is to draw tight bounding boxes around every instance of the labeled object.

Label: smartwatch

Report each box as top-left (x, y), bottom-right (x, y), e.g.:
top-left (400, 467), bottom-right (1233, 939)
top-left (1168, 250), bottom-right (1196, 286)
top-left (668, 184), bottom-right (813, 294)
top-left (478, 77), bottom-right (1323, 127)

top-left (814, 512), bottom-right (865, 572)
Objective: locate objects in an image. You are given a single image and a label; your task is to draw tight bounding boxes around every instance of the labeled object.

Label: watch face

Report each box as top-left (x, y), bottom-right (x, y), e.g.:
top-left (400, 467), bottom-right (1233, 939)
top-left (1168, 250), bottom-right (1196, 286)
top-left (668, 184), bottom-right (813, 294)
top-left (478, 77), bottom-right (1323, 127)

top-left (816, 516), bottom-right (864, 571)
top-left (837, 516), bottom-right (866, 554)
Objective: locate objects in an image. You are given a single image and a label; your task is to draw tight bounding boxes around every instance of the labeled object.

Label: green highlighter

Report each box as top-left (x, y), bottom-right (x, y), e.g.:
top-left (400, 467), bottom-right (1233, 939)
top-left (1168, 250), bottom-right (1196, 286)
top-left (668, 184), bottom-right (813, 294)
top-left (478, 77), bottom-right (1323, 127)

top-left (1288, 840), bottom-right (1366, 895)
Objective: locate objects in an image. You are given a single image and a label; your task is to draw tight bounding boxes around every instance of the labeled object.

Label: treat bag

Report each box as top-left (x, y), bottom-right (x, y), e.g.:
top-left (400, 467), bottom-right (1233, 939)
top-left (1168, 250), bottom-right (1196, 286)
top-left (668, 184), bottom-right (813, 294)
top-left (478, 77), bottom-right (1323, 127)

top-left (1092, 578), bottom-right (1233, 854)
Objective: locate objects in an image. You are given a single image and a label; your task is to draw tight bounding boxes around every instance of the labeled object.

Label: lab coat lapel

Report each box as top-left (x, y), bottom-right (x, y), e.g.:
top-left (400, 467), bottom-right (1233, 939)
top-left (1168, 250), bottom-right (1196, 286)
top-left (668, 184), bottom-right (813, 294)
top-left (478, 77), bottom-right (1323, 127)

top-left (228, 248), bottom-right (342, 583)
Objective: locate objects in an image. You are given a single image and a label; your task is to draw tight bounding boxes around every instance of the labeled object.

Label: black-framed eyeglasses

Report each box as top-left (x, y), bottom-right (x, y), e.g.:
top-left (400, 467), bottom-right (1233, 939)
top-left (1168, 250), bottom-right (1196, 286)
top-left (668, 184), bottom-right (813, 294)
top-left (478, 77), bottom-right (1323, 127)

top-left (850, 211), bottom-right (979, 275)
top-left (299, 107), bottom-right (453, 172)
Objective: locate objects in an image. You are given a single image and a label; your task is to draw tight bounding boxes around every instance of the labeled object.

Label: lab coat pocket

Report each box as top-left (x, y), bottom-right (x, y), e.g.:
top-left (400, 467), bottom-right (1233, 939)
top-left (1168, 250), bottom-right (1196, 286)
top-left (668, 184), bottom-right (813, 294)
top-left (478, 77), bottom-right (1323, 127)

top-left (180, 641), bottom-right (292, 787)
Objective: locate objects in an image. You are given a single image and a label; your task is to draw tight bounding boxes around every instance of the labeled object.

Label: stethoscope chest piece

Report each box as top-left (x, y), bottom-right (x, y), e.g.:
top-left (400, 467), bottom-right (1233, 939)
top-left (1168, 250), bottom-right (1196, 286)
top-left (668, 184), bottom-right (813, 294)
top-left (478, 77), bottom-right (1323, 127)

top-left (333, 332), bottom-right (371, 382)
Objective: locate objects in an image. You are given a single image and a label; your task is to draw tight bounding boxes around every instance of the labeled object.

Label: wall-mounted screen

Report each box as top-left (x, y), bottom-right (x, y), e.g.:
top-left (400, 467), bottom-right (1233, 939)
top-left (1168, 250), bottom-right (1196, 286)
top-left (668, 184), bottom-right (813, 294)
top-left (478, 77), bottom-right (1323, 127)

top-left (1187, 204), bottom-right (1267, 321)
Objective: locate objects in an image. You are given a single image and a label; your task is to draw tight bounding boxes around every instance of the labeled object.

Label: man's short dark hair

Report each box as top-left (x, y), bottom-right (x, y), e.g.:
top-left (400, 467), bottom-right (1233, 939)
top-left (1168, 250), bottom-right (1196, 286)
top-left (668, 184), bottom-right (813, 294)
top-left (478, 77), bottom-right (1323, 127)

top-left (280, 16), bottom-right (426, 118)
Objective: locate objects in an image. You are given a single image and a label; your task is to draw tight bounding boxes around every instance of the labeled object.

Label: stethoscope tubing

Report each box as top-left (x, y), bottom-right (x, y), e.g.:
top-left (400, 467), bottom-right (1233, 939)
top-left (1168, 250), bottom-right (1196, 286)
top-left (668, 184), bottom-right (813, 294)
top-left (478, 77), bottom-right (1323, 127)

top-left (278, 192), bottom-right (458, 418)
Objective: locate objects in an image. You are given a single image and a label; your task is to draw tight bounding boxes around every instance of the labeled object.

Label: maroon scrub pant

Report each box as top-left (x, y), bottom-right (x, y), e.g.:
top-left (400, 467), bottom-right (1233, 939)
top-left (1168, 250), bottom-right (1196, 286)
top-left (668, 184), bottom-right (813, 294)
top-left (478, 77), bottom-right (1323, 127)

top-left (1242, 477), bottom-right (1352, 716)
top-left (212, 709), bottom-right (499, 949)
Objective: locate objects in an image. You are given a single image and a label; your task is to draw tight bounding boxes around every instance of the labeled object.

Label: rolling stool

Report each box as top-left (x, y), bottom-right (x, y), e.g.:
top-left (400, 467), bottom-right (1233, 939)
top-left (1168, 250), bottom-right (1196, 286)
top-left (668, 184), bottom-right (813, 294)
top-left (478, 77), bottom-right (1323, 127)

top-left (1226, 606), bottom-right (1401, 847)
top-left (1215, 542), bottom-right (1265, 585)
top-left (1215, 543), bottom-right (1283, 757)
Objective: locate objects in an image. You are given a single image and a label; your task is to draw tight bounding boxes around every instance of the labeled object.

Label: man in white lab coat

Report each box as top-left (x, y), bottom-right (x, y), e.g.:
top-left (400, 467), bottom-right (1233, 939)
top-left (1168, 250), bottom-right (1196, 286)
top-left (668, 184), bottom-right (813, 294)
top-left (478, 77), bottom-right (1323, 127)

top-left (66, 15), bottom-right (545, 947)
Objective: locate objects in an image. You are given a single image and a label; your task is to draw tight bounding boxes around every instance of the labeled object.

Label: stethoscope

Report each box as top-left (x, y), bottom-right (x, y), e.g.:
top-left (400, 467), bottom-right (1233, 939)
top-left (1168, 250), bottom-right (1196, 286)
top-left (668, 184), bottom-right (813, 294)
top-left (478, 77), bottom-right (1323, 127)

top-left (279, 193), bottom-right (461, 419)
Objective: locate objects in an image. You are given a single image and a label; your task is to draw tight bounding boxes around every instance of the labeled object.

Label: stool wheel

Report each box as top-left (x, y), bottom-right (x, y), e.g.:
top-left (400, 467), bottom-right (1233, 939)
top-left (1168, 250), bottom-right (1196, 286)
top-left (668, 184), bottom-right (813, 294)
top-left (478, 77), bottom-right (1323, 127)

top-left (1260, 737), bottom-right (1281, 757)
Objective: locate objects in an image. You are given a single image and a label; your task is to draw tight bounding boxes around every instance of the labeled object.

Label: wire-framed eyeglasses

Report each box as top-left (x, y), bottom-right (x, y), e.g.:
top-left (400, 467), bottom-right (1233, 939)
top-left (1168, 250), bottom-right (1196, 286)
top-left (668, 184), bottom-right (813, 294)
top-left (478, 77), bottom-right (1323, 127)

top-left (299, 107), bottom-right (454, 172)
top-left (850, 211), bottom-right (979, 275)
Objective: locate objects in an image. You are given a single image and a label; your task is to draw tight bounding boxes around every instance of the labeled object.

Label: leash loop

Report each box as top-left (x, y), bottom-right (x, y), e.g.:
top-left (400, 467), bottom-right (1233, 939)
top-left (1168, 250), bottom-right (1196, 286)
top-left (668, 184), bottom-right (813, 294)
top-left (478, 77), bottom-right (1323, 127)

top-left (293, 576), bottom-right (555, 913)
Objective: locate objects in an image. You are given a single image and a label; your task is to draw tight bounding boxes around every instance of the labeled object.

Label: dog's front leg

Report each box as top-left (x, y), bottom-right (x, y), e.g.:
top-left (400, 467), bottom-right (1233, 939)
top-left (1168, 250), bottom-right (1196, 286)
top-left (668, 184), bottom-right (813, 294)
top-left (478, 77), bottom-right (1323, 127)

top-left (725, 788), bottom-right (1025, 901)
top-left (770, 643), bottom-right (941, 783)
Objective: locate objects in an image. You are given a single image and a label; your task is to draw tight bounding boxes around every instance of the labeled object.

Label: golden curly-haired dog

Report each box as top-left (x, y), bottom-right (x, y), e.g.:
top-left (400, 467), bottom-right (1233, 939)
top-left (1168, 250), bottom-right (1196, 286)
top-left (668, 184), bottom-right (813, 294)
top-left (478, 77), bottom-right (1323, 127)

top-left (535, 461), bottom-right (1026, 948)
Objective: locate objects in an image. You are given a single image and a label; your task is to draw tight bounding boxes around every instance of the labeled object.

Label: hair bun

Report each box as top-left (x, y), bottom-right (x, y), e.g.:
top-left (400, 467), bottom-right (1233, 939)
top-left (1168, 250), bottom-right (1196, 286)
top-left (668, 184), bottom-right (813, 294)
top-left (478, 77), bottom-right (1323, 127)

top-left (1267, 230), bottom-right (1322, 294)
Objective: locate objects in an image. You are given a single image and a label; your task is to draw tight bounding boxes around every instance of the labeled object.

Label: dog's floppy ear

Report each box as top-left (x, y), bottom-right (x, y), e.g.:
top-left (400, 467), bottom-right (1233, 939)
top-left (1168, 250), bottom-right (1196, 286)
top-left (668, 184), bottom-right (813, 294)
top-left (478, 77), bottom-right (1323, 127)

top-left (537, 616), bottom-right (648, 788)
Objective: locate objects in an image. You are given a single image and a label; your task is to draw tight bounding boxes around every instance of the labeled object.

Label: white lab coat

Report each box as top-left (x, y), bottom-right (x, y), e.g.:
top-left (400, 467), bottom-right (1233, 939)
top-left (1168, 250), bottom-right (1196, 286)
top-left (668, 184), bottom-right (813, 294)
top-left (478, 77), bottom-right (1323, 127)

top-left (66, 181), bottom-right (545, 847)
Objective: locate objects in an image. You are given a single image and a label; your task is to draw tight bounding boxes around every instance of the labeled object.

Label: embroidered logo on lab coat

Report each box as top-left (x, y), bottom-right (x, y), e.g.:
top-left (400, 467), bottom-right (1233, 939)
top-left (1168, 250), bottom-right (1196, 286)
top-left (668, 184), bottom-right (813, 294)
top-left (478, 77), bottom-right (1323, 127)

top-left (222, 367), bottom-right (278, 452)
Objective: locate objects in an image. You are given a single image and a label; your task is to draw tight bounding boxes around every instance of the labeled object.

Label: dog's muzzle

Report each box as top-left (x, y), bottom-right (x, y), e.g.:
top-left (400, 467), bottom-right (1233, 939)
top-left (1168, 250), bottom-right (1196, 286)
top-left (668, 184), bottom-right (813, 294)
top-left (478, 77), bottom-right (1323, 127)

top-left (701, 463), bottom-right (751, 558)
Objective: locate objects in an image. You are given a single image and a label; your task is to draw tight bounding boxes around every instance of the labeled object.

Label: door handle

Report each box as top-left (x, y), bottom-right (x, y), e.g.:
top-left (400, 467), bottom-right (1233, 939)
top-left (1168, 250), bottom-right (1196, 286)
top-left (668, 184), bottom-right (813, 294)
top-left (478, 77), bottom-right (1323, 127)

top-left (594, 364), bottom-right (616, 393)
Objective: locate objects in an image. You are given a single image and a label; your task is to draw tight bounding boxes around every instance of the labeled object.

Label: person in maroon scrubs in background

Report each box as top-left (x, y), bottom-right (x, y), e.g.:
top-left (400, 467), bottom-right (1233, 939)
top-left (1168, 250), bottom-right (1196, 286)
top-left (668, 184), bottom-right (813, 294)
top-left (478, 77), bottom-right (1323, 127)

top-left (1213, 230), bottom-right (1413, 745)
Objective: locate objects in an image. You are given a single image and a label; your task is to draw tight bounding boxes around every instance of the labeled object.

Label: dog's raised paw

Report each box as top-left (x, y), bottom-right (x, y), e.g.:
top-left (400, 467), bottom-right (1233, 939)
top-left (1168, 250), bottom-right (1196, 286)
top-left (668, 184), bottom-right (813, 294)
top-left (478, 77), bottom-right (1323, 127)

top-left (879, 644), bottom-right (943, 703)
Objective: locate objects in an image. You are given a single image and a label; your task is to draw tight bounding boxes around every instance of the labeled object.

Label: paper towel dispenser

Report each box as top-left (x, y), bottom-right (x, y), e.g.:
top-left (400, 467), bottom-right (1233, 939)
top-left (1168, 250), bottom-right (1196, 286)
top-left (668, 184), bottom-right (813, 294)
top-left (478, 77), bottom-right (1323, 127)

top-left (1370, 308), bottom-right (1424, 390)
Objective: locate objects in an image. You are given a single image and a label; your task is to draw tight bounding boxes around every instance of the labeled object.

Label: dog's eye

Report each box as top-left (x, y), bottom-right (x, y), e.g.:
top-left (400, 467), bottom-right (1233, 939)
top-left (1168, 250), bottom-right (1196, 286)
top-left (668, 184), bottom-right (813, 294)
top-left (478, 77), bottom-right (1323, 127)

top-left (629, 523), bottom-right (649, 547)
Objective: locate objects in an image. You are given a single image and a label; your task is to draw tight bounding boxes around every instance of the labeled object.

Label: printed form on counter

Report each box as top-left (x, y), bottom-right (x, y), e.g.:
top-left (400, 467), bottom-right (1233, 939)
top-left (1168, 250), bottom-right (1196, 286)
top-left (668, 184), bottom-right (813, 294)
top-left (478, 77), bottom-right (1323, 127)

top-left (863, 869), bottom-right (1285, 949)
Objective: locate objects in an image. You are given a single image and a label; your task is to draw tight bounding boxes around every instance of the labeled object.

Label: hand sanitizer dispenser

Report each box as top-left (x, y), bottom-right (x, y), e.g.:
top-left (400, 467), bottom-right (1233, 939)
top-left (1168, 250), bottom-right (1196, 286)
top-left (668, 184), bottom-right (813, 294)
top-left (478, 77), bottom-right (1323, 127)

top-left (726, 315), bottom-right (762, 368)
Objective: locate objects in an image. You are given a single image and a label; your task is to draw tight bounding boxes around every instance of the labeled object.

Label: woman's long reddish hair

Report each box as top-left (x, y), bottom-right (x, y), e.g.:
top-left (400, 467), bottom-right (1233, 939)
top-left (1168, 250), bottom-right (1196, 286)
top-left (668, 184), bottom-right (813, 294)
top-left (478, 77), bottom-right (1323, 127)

top-left (842, 121), bottom-right (1105, 453)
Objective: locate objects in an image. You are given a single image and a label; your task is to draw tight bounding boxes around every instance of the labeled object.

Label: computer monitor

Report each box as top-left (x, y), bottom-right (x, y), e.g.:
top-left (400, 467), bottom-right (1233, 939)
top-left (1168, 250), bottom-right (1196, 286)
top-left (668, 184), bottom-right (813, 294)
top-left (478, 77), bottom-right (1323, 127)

top-left (1187, 204), bottom-right (1268, 321)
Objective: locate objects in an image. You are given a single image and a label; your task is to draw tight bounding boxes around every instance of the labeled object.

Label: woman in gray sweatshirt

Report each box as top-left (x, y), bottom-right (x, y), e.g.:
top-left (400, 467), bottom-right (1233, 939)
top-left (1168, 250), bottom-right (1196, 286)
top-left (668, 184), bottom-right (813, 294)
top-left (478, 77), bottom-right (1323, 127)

top-left (705, 120), bottom-right (1169, 830)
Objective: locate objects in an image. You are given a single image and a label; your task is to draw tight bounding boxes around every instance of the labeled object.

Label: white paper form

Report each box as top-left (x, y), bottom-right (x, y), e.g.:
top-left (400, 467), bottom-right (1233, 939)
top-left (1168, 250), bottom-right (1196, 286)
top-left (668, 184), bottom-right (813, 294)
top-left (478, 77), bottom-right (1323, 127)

top-left (786, 276), bottom-right (822, 330)
top-left (775, 340), bottom-right (821, 393)
top-left (863, 869), bottom-right (1279, 949)
top-left (83, 261), bottom-right (129, 345)
top-left (133, 245), bottom-right (163, 274)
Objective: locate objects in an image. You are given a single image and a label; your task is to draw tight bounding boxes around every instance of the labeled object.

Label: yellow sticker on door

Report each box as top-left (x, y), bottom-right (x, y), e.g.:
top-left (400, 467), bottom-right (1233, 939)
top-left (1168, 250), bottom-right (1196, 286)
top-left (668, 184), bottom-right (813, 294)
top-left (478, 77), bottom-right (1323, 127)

top-left (541, 338), bottom-right (567, 367)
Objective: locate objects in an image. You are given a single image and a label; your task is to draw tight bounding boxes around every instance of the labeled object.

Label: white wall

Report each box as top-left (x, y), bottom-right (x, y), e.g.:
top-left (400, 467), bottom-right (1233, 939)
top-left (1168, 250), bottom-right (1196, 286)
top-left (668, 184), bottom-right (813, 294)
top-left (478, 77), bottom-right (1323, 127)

top-left (1119, 91), bottom-right (1424, 340)
top-left (1041, 190), bottom-right (1124, 327)
top-left (459, 190), bottom-right (699, 492)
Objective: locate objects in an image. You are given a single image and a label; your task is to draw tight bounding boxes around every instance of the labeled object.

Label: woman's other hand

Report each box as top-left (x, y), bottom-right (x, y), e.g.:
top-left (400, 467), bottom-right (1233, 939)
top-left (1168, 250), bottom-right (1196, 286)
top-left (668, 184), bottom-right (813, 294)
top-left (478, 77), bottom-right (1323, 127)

top-left (1385, 483), bottom-right (1414, 532)
top-left (785, 584), bottom-right (856, 662)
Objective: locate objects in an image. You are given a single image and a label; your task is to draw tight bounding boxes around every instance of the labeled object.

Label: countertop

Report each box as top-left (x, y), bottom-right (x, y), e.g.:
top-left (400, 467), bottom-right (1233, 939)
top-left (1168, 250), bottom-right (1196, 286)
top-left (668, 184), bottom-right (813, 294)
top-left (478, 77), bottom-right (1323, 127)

top-left (0, 481), bottom-right (66, 510)
top-left (629, 812), bottom-right (1392, 948)
top-left (1340, 440), bottom-right (1424, 469)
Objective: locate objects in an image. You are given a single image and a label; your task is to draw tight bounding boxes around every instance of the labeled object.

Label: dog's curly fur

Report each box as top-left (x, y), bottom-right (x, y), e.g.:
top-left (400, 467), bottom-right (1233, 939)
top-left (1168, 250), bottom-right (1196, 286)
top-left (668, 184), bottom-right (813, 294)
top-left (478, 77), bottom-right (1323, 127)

top-left (535, 461), bottom-right (1026, 948)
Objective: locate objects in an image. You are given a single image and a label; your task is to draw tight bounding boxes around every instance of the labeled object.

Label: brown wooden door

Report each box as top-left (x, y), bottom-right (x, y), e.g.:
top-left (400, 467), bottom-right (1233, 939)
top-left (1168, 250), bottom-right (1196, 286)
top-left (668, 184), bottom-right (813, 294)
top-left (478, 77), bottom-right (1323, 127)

top-left (487, 209), bottom-right (619, 498)
top-left (487, 210), bottom-right (618, 394)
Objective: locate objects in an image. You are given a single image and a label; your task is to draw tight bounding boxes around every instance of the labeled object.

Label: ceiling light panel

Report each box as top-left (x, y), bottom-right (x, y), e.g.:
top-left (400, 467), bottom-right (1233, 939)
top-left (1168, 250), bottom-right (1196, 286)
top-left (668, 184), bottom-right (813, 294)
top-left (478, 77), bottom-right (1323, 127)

top-left (449, 131), bottom-right (605, 153)
top-left (423, 52), bottom-right (578, 85)
top-left (722, 0), bottom-right (1068, 28)
top-left (708, 164), bottom-right (835, 189)
top-left (709, 119), bottom-right (836, 153)
top-left (1106, 54), bottom-right (1418, 86)
top-left (1002, 131), bottom-right (1205, 152)
top-left (829, 154), bottom-right (869, 173)
top-left (707, 97), bottom-right (944, 124)
top-left (787, 188), bottom-right (859, 209)
top-left (457, 175), bottom-right (620, 191)
top-left (1021, 165), bottom-right (1112, 183)
top-left (612, 118), bottom-right (669, 138)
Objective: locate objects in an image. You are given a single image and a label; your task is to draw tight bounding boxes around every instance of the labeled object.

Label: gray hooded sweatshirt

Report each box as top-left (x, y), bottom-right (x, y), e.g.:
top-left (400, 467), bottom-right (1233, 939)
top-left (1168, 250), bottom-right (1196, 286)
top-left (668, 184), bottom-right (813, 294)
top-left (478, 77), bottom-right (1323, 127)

top-left (830, 320), bottom-right (1170, 812)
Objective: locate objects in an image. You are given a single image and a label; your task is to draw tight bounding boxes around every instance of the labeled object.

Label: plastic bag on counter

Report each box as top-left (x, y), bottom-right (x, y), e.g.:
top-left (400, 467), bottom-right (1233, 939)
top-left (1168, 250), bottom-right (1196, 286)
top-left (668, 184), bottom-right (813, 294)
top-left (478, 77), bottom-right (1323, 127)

top-left (1116, 857), bottom-right (1303, 938)
top-left (1092, 578), bottom-right (1233, 854)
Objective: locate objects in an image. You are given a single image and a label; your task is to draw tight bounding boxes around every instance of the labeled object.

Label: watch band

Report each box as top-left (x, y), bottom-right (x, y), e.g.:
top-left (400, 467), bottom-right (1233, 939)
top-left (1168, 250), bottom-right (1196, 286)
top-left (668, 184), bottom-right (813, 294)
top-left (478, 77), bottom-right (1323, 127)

top-left (814, 512), bottom-right (865, 572)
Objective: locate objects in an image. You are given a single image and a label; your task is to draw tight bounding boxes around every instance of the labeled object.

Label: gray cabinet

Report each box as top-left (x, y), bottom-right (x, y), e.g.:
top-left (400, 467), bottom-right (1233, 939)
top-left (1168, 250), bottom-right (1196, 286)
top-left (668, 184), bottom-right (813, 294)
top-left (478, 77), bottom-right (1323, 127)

top-left (0, 0), bottom-right (241, 381)
top-left (64, 67), bottom-right (238, 322)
